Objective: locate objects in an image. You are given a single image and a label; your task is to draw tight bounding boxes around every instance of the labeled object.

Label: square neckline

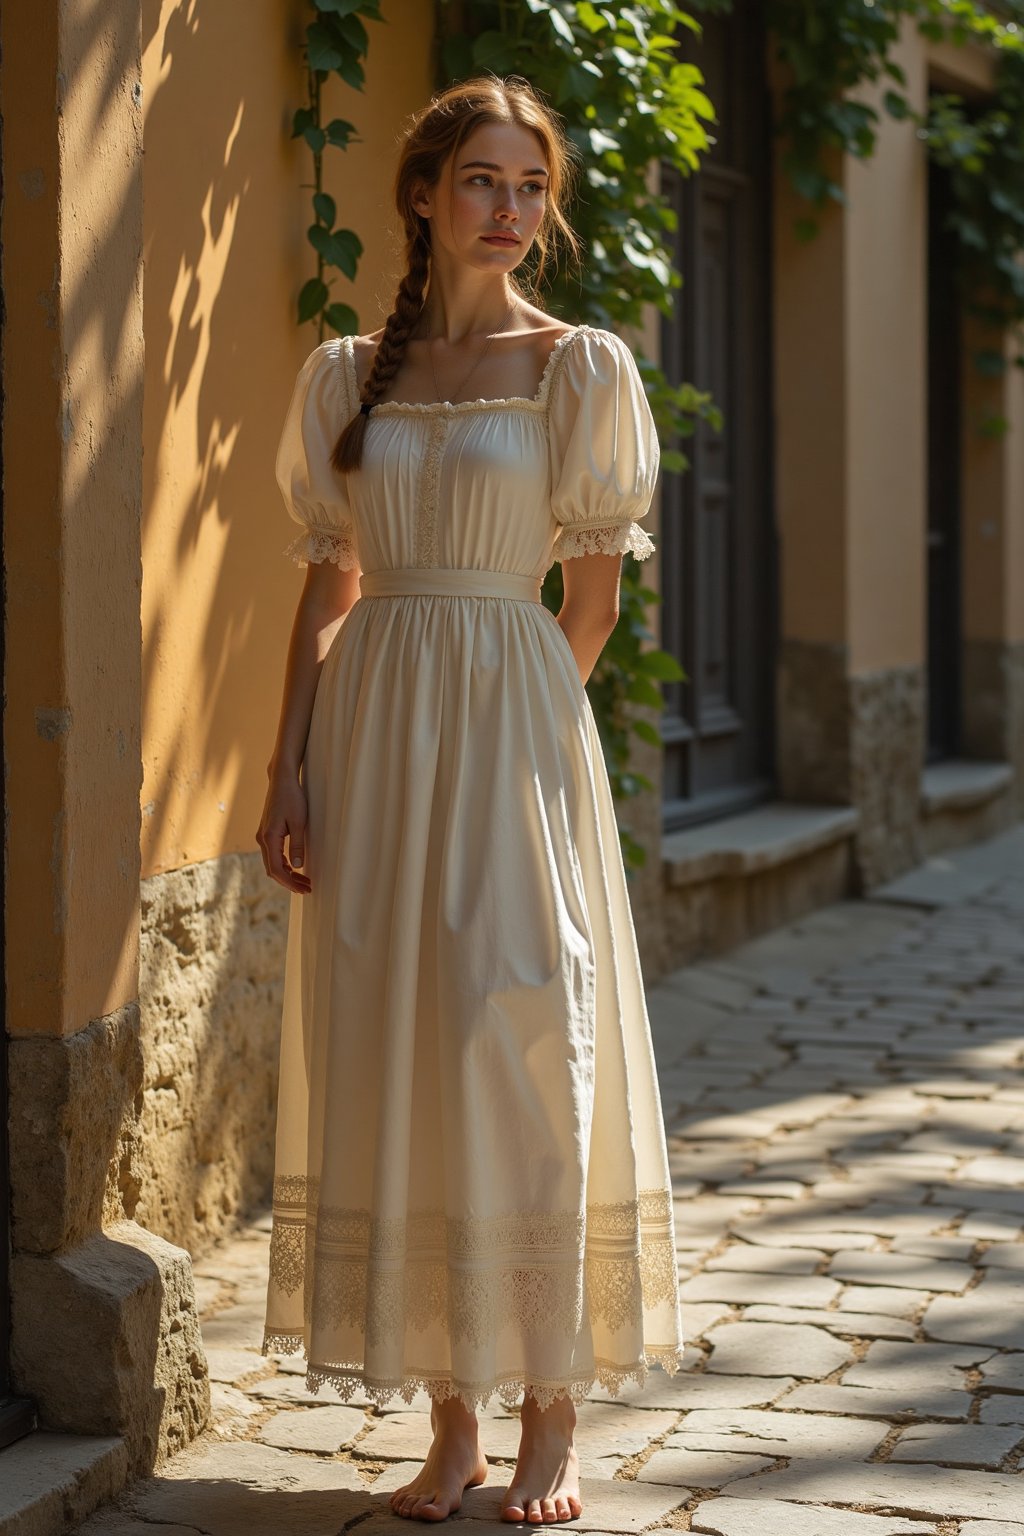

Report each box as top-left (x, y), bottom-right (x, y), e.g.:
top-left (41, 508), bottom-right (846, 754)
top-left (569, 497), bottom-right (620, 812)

top-left (339, 323), bottom-right (592, 417)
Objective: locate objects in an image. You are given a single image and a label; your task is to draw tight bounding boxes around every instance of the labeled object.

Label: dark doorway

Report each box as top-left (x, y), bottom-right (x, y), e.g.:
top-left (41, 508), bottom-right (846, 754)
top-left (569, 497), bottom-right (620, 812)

top-left (926, 150), bottom-right (962, 762)
top-left (658, 0), bottom-right (777, 830)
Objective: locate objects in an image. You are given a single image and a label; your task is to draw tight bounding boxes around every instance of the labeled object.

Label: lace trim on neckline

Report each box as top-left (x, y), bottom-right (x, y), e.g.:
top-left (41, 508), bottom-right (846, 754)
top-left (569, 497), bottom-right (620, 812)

top-left (337, 324), bottom-right (594, 417)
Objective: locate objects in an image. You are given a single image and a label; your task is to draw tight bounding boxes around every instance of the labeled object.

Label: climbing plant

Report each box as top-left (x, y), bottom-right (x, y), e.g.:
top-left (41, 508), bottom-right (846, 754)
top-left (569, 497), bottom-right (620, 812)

top-left (748, 0), bottom-right (1024, 375)
top-left (437, 0), bottom-right (722, 869)
top-left (290, 0), bottom-right (383, 337)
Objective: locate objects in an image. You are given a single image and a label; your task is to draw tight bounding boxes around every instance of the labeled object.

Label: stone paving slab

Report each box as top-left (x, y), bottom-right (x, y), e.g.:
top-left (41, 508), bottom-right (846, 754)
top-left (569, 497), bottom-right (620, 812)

top-left (687, 1496), bottom-right (940, 1535)
top-left (776, 1381), bottom-right (972, 1419)
top-left (889, 1418), bottom-right (1024, 1467)
top-left (738, 1304), bottom-right (917, 1339)
top-left (665, 1406), bottom-right (887, 1458)
top-left (256, 1404), bottom-right (367, 1452)
top-left (703, 1320), bottom-right (854, 1377)
top-left (720, 1457), bottom-right (1024, 1521)
top-left (635, 1447), bottom-right (776, 1487)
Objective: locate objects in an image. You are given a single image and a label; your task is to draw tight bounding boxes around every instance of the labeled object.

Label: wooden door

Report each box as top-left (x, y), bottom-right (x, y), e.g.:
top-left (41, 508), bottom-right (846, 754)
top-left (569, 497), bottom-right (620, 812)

top-left (658, 0), bottom-right (777, 830)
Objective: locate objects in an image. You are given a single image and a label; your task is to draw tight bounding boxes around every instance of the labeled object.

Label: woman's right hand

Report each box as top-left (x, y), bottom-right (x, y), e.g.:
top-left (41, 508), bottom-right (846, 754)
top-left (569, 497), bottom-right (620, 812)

top-left (257, 769), bottom-right (312, 894)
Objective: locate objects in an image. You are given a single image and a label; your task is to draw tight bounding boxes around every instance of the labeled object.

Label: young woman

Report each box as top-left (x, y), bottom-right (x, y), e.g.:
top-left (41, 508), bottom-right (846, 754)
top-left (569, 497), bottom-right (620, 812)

top-left (257, 74), bottom-right (685, 1525)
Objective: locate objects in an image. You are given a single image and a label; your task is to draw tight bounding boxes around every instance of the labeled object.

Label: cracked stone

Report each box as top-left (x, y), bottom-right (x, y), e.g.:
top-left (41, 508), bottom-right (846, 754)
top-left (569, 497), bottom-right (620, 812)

top-left (979, 1352), bottom-right (1024, 1389)
top-left (827, 1249), bottom-right (973, 1291)
top-left (704, 1322), bottom-right (853, 1378)
top-left (739, 1305), bottom-right (916, 1340)
top-left (776, 1382), bottom-right (971, 1419)
top-left (204, 1348), bottom-right (271, 1386)
top-left (979, 1394), bottom-right (1024, 1424)
top-left (679, 1273), bottom-right (841, 1307)
top-left (841, 1339), bottom-right (993, 1392)
top-left (716, 1457), bottom-right (1024, 1520)
top-left (703, 1246), bottom-right (826, 1274)
top-left (209, 1383), bottom-right (263, 1439)
top-left (637, 1448), bottom-right (776, 1487)
top-left (687, 1494), bottom-right (940, 1535)
top-left (257, 1404), bottom-right (366, 1453)
top-left (981, 1243), bottom-right (1024, 1271)
top-left (128, 1440), bottom-right (372, 1530)
top-left (889, 1420), bottom-right (1024, 1468)
top-left (922, 1275), bottom-right (1024, 1348)
top-left (665, 1407), bottom-right (886, 1458)
top-left (837, 1284), bottom-right (931, 1317)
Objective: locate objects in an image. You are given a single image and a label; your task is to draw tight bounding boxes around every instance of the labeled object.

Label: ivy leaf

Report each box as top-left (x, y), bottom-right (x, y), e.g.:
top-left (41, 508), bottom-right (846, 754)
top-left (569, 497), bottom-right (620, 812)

top-left (306, 21), bottom-right (344, 72)
top-left (625, 675), bottom-right (664, 710)
top-left (883, 90), bottom-right (910, 120)
top-left (291, 106), bottom-right (315, 139)
top-left (631, 718), bottom-right (663, 746)
top-left (336, 52), bottom-right (366, 90)
top-left (298, 277), bottom-right (329, 323)
top-left (303, 123), bottom-right (327, 154)
top-left (316, 0), bottom-right (367, 13)
top-left (636, 648), bottom-right (684, 682)
top-left (324, 117), bottom-right (358, 148)
top-left (547, 6), bottom-right (577, 48)
top-left (337, 12), bottom-right (369, 51)
top-left (308, 225), bottom-right (363, 278)
top-left (324, 302), bottom-right (359, 336)
top-left (313, 192), bottom-right (337, 227)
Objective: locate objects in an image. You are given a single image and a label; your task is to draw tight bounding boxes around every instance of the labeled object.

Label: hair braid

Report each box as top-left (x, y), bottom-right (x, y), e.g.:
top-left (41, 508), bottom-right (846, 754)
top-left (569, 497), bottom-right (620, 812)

top-left (330, 230), bottom-right (431, 473)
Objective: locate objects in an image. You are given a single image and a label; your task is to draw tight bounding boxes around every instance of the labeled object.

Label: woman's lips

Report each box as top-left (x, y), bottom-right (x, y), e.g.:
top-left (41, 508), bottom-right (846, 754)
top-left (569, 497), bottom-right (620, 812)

top-left (481, 234), bottom-right (519, 245)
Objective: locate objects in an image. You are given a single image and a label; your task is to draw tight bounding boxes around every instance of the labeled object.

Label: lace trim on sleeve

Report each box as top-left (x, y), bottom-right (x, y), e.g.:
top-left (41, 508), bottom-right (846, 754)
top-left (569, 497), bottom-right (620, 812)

top-left (556, 521), bottom-right (656, 562)
top-left (283, 525), bottom-right (359, 571)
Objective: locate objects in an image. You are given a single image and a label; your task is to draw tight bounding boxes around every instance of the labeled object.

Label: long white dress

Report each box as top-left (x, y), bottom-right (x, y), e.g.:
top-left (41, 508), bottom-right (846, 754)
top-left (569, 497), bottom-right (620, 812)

top-left (261, 322), bottom-right (686, 1412)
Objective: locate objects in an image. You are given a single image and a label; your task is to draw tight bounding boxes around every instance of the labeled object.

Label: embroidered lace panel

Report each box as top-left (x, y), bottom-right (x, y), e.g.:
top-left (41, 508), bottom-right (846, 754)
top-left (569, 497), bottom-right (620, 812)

top-left (556, 521), bottom-right (656, 562)
top-left (283, 525), bottom-right (359, 571)
top-left (263, 1172), bottom-right (682, 1410)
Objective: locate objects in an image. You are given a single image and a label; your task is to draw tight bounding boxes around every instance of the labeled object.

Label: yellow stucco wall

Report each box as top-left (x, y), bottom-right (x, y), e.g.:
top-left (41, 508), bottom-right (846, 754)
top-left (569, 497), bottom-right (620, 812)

top-left (139, 0), bottom-right (433, 877)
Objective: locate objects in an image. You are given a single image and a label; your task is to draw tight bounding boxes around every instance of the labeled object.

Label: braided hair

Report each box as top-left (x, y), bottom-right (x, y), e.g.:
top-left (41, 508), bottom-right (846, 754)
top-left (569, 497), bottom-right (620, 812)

top-left (331, 74), bottom-right (582, 474)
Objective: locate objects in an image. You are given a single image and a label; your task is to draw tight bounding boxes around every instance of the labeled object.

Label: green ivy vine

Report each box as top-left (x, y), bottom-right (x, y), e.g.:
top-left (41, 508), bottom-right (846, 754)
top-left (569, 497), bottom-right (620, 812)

top-left (751, 0), bottom-right (1024, 380)
top-left (291, 0), bottom-right (382, 337)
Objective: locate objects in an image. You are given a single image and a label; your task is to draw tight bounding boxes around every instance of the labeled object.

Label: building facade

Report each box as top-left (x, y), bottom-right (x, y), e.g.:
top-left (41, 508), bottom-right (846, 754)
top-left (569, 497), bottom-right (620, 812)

top-left (2, 0), bottom-right (1022, 1522)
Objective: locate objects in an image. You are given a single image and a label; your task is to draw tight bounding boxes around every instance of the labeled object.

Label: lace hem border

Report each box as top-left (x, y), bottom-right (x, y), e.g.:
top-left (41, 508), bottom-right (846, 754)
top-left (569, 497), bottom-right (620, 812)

top-left (260, 1330), bottom-right (687, 1413)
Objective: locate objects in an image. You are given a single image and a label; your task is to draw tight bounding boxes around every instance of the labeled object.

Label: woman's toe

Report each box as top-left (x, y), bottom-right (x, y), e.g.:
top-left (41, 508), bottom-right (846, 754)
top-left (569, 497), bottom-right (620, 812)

top-left (541, 1497), bottom-right (557, 1521)
top-left (528, 1499), bottom-right (544, 1523)
top-left (555, 1498), bottom-right (571, 1520)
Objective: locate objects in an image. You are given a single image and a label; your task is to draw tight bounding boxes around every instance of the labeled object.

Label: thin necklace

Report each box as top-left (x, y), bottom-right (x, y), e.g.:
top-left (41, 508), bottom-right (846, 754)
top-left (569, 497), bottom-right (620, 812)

top-left (427, 296), bottom-right (519, 405)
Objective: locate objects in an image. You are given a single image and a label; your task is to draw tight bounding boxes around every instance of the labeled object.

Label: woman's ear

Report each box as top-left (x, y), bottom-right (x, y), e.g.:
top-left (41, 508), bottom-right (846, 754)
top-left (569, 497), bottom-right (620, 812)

top-left (410, 179), bottom-right (433, 220)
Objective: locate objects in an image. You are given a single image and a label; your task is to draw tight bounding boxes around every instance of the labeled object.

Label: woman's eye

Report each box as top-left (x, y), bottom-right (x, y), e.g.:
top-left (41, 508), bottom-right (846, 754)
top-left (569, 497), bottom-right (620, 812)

top-left (469, 176), bottom-right (545, 194)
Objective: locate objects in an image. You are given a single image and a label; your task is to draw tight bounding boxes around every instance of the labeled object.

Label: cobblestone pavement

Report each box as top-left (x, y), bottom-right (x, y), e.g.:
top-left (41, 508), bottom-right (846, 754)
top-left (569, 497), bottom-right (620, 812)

top-left (79, 826), bottom-right (1024, 1534)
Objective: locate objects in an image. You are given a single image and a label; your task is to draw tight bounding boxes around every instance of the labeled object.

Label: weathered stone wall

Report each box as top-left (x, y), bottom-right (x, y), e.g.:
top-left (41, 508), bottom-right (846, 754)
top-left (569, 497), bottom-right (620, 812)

top-left (137, 852), bottom-right (289, 1257)
top-left (777, 640), bottom-right (926, 891)
top-left (963, 639), bottom-right (1024, 818)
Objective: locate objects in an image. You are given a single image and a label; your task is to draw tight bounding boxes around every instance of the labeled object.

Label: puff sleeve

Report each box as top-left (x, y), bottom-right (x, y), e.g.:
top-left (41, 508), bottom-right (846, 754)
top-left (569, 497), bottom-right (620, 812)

top-left (276, 338), bottom-right (360, 571)
top-left (547, 327), bottom-right (658, 562)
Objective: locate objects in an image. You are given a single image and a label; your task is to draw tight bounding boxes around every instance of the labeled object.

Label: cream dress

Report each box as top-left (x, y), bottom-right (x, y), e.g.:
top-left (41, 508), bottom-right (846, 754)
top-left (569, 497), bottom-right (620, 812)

top-left (261, 322), bottom-right (686, 1412)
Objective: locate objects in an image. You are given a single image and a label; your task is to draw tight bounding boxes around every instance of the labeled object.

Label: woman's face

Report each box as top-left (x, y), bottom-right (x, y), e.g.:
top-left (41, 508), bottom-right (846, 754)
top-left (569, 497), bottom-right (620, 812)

top-left (413, 120), bottom-right (549, 274)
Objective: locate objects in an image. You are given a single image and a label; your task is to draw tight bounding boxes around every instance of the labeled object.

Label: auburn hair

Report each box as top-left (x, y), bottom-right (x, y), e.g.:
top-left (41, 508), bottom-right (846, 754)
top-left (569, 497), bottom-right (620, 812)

top-left (330, 73), bottom-right (583, 473)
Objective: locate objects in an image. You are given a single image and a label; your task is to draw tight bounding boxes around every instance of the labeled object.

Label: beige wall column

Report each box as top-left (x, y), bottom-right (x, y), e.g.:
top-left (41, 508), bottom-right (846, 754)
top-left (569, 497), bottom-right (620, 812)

top-left (771, 21), bottom-right (928, 887)
top-left (2, 0), bottom-right (207, 1479)
top-left (960, 315), bottom-right (1024, 809)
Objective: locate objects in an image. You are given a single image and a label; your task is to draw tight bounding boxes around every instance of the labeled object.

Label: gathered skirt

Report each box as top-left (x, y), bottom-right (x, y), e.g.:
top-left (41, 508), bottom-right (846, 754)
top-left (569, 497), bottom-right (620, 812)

top-left (261, 575), bottom-right (686, 1412)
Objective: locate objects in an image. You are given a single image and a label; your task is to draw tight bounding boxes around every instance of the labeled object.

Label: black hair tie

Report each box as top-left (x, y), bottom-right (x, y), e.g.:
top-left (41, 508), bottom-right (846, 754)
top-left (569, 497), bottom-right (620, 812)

top-left (360, 401), bottom-right (373, 416)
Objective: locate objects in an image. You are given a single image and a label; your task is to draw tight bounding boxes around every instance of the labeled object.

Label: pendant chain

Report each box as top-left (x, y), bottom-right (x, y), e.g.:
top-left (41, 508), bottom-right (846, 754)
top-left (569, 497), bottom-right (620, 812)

top-left (427, 296), bottom-right (519, 405)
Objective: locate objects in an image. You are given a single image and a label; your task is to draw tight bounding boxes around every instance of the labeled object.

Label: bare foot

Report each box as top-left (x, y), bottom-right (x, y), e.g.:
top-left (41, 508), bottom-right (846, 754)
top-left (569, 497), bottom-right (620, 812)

top-left (501, 1391), bottom-right (582, 1524)
top-left (388, 1395), bottom-right (489, 1521)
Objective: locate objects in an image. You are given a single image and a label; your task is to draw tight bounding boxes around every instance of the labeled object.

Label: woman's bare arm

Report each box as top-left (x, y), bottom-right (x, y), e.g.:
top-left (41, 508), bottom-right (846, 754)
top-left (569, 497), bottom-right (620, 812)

top-left (556, 551), bottom-right (623, 686)
top-left (257, 559), bottom-right (361, 893)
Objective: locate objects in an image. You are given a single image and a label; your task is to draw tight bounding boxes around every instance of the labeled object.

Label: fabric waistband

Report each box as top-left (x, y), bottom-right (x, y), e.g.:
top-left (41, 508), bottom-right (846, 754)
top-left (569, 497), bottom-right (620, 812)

top-left (359, 568), bottom-right (542, 602)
